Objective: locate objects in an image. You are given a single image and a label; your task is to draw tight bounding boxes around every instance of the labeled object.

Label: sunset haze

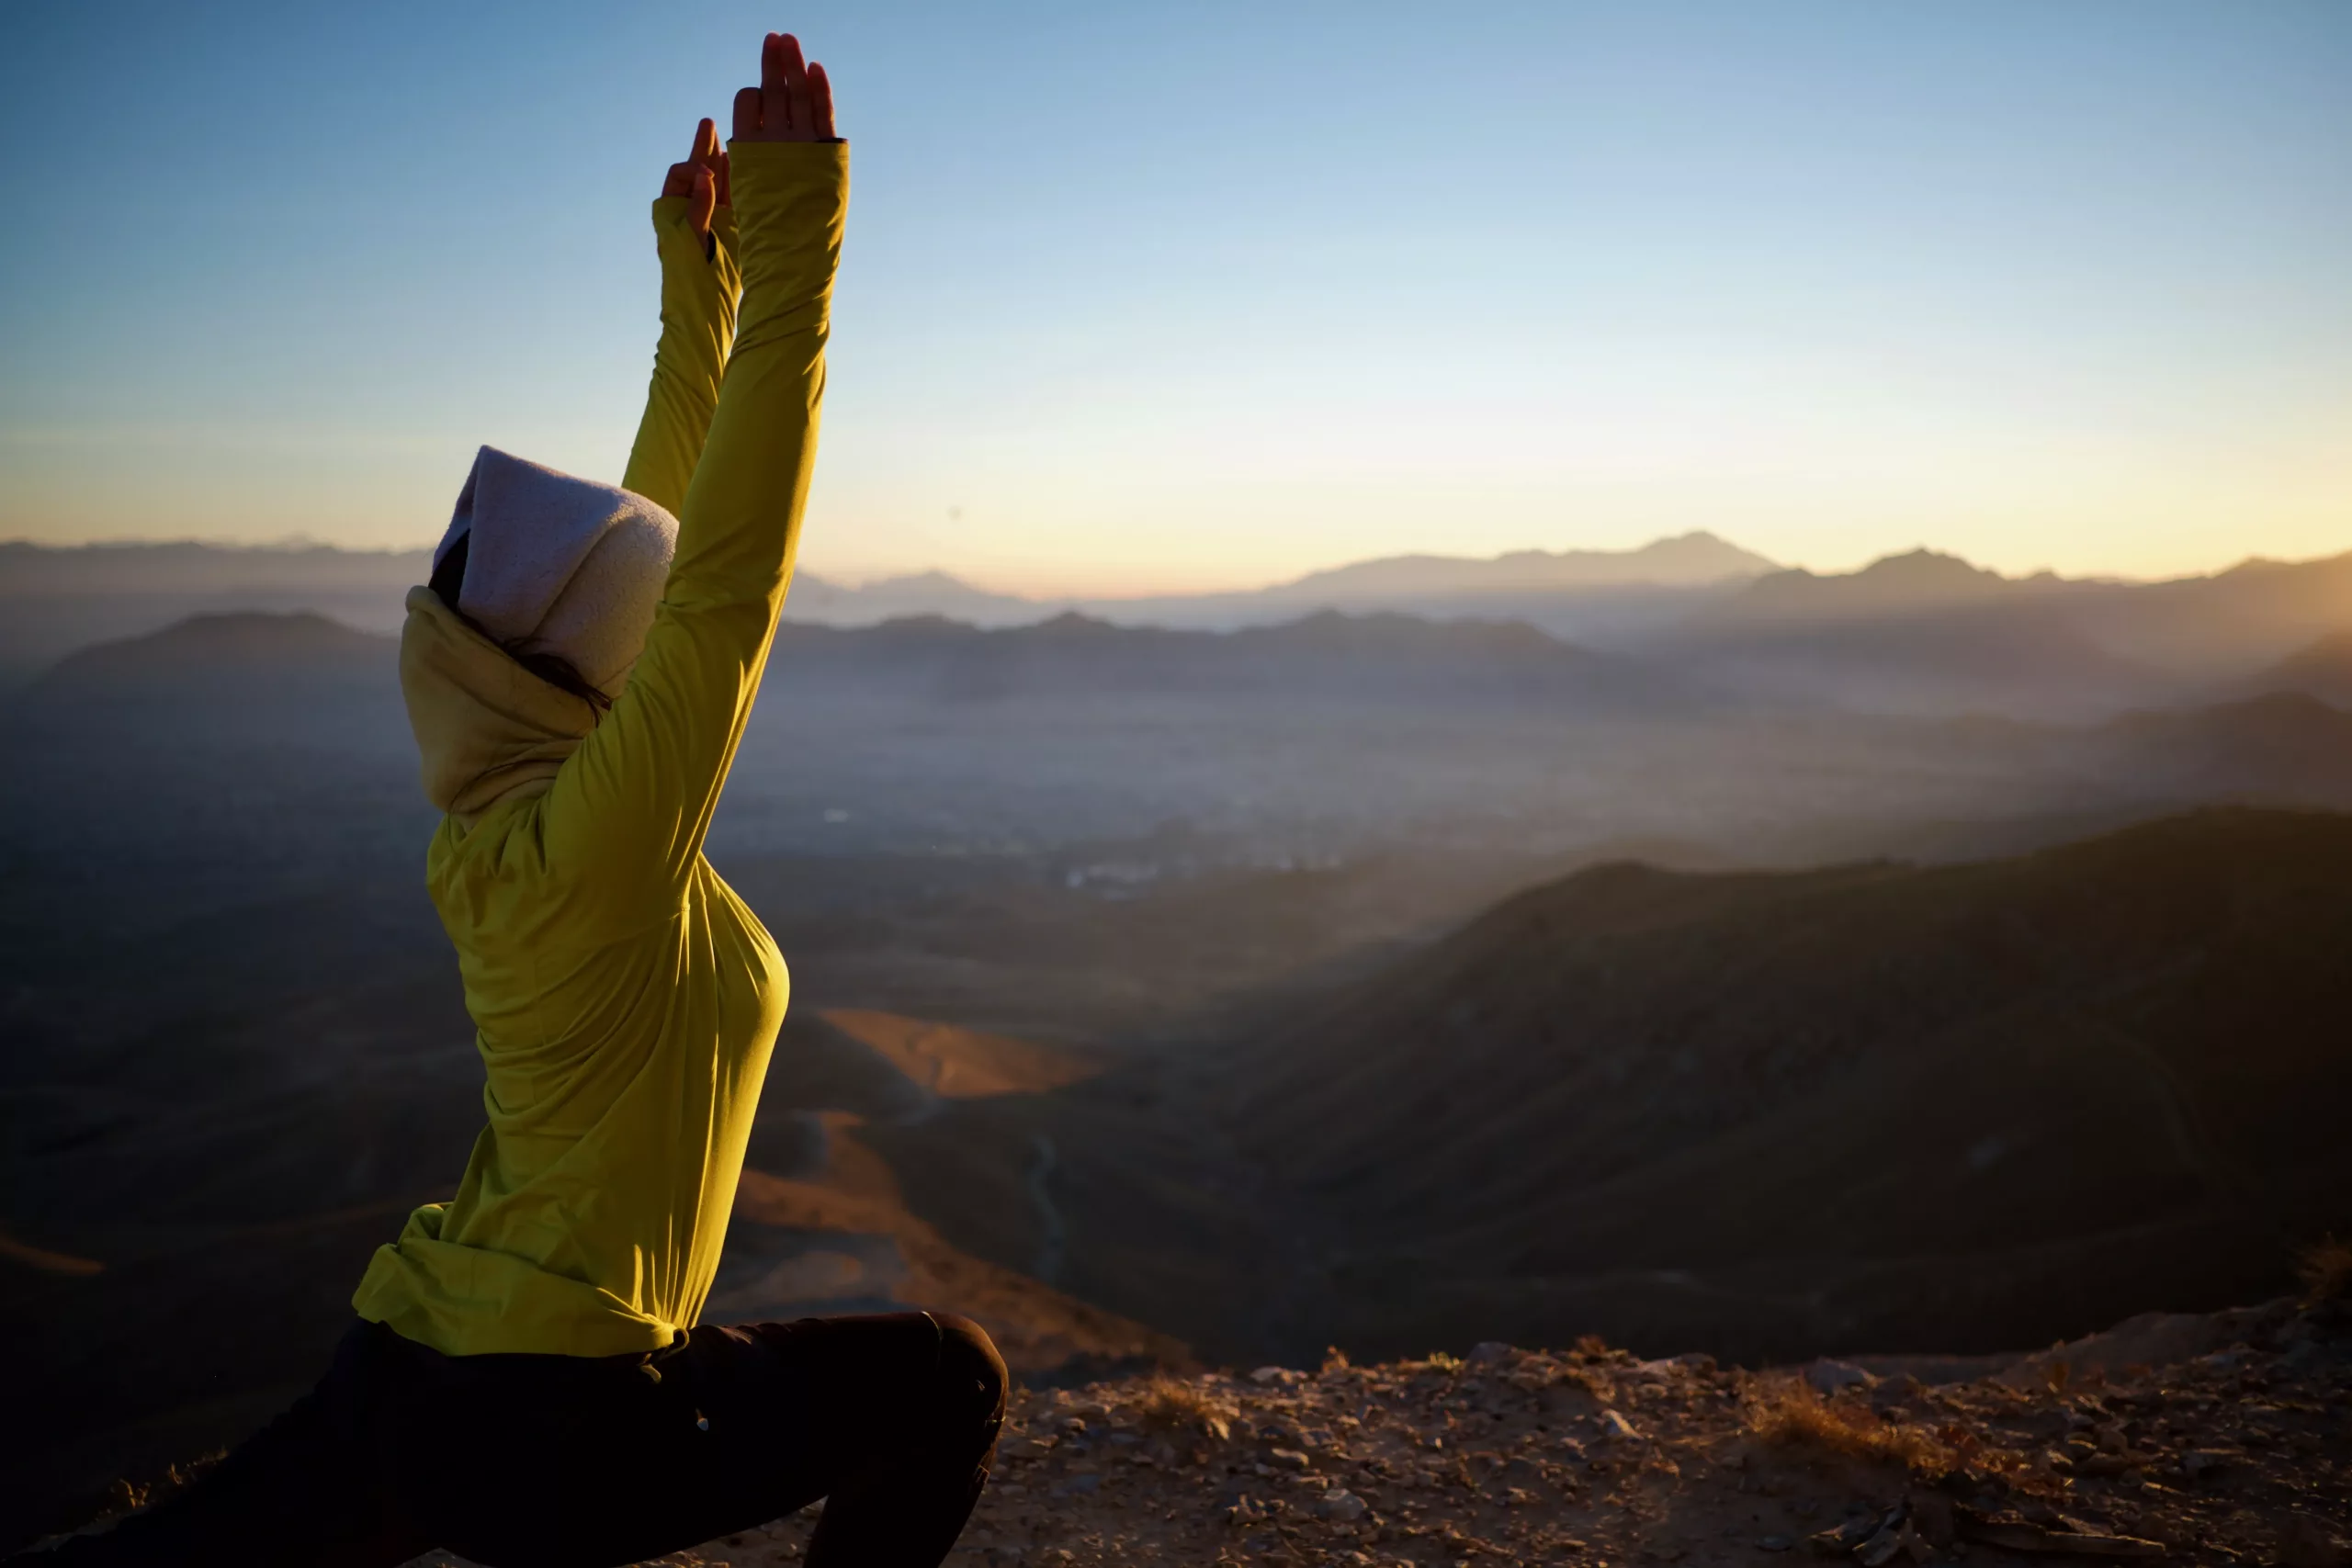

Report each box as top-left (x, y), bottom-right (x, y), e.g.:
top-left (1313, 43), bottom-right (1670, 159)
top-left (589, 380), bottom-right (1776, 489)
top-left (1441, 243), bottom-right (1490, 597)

top-left (3, 0), bottom-right (2346, 595)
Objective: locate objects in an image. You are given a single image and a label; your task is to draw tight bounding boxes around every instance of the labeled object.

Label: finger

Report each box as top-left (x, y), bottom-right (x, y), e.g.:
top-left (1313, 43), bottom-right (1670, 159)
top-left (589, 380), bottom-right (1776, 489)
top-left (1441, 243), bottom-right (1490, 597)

top-left (732, 83), bottom-right (763, 141)
top-left (690, 115), bottom-right (727, 203)
top-left (762, 32), bottom-right (794, 134)
top-left (777, 34), bottom-right (812, 135)
top-left (807, 61), bottom-right (835, 140)
top-left (662, 160), bottom-right (695, 199)
top-left (712, 147), bottom-right (730, 207)
top-left (688, 164), bottom-right (717, 235)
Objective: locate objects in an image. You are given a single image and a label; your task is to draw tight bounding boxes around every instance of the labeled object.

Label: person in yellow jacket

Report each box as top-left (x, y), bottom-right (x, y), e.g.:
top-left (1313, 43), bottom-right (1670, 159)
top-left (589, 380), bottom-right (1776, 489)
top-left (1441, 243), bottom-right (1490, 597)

top-left (30, 30), bottom-right (1005, 1568)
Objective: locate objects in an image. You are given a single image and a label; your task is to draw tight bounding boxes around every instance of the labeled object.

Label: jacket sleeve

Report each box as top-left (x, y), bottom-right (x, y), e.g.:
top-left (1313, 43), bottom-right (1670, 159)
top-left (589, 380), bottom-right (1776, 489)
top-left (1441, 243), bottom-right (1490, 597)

top-left (620, 197), bottom-right (744, 517)
top-left (536, 141), bottom-right (847, 923)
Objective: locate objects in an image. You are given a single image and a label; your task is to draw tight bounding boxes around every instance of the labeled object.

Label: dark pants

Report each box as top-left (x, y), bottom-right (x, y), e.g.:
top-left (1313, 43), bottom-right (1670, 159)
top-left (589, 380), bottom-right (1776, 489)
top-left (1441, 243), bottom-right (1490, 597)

top-left (28, 1312), bottom-right (1007, 1568)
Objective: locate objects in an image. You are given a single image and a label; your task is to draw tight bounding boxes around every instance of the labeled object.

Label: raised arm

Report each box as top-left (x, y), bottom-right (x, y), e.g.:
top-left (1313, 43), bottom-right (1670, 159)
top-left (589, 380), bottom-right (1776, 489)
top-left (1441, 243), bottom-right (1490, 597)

top-left (540, 31), bottom-right (844, 919)
top-left (620, 118), bottom-right (745, 518)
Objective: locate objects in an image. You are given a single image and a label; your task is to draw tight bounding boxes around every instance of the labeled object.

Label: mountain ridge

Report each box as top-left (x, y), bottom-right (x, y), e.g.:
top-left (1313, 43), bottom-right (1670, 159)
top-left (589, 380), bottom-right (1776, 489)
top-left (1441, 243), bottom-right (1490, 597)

top-left (861, 807), bottom-right (2352, 1372)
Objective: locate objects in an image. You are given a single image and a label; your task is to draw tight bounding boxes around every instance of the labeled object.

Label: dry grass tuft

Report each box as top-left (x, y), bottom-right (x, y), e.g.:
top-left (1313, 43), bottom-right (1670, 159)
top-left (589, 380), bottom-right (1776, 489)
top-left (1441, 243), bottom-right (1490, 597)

top-left (1745, 1377), bottom-right (1955, 1475)
top-left (1138, 1374), bottom-right (1234, 1442)
top-left (2297, 1235), bottom-right (2352, 1304)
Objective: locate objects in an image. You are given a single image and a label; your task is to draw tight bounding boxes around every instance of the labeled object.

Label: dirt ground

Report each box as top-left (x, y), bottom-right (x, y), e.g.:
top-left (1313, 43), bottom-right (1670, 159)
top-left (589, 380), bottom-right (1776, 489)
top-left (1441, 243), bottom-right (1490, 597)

top-left (390, 1290), bottom-right (2351, 1568)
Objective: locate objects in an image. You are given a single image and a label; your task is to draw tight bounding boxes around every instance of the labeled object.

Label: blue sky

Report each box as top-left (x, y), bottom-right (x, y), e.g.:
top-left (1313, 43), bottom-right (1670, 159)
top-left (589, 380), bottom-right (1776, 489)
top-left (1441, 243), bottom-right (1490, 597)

top-left (3, 1), bottom-right (2347, 593)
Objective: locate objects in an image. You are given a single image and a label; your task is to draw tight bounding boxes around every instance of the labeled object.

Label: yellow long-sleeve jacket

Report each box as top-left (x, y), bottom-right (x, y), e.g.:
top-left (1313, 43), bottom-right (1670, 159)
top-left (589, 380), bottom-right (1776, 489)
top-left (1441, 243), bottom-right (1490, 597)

top-left (353, 141), bottom-right (847, 1357)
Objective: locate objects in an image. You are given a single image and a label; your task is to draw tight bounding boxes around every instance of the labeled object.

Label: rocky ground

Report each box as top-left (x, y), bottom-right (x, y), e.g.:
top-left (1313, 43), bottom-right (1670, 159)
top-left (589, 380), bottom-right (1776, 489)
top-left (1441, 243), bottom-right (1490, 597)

top-left (475, 1285), bottom-right (2351, 1568)
top-left (49, 1284), bottom-right (2350, 1568)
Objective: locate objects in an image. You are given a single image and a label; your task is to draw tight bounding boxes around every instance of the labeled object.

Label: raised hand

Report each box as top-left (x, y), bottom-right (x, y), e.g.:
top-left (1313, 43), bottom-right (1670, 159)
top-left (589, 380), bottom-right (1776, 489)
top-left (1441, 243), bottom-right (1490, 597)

top-left (731, 31), bottom-right (837, 144)
top-left (660, 118), bottom-right (729, 238)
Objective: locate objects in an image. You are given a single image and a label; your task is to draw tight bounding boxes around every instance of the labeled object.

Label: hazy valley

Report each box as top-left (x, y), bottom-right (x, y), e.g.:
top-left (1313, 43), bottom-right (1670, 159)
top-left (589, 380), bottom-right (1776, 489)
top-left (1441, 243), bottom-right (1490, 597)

top-left (5, 536), bottom-right (2352, 1540)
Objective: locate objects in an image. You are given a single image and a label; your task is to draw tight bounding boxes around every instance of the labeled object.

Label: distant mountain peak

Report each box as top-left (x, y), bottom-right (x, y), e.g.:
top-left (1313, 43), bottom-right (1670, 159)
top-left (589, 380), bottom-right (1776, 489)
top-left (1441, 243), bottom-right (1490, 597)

top-left (97, 609), bottom-right (382, 655)
top-left (1268, 533), bottom-right (1780, 603)
top-left (1853, 547), bottom-right (2007, 584)
top-left (1723, 546), bottom-right (2032, 623)
top-left (859, 569), bottom-right (989, 593)
top-left (25, 610), bottom-right (394, 700)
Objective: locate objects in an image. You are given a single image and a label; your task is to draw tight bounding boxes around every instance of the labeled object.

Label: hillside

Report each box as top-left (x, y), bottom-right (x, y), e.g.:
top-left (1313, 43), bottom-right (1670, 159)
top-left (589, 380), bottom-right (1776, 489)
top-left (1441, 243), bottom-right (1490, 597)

top-left (24, 611), bottom-right (394, 695)
top-left (1657, 547), bottom-right (2352, 717)
top-left (2076, 551), bottom-right (2352, 675)
top-left (2091, 694), bottom-right (2352, 802)
top-left (1213, 808), bottom-right (2352, 1362)
top-left (1718, 549), bottom-right (2052, 623)
top-left (1666, 601), bottom-right (2168, 718)
top-left (2245, 630), bottom-right (2352, 706)
top-left (0, 543), bottom-right (420, 685)
top-left (855, 809), bottom-right (2352, 1374)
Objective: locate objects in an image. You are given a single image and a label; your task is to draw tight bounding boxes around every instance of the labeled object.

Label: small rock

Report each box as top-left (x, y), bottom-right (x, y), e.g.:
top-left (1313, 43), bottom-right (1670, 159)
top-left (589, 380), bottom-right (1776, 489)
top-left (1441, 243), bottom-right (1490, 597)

top-left (1270, 1447), bottom-right (1312, 1470)
top-left (1599, 1409), bottom-right (1642, 1441)
top-left (2177, 1449), bottom-right (2232, 1482)
top-left (1758, 1535), bottom-right (1795, 1552)
top-left (1317, 1488), bottom-right (1370, 1523)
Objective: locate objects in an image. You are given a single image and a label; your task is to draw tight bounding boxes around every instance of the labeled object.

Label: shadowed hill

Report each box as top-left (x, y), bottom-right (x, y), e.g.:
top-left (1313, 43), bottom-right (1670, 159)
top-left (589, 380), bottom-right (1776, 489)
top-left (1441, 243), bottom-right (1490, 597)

top-left (0, 544), bottom-right (423, 686)
top-left (2090, 692), bottom-right (2352, 801)
top-left (2244, 629), bottom-right (2352, 706)
top-left (23, 611), bottom-right (395, 698)
top-left (1208, 807), bottom-right (2352, 1362)
top-left (860, 810), bottom-right (2352, 1370)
